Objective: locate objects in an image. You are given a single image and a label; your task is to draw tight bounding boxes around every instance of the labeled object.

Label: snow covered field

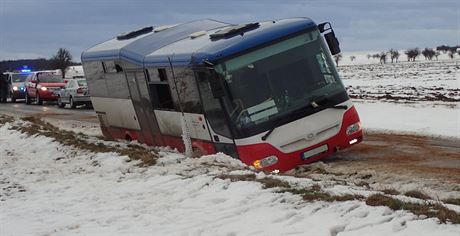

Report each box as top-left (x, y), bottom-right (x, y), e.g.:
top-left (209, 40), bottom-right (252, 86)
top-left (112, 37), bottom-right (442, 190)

top-left (1, 55), bottom-right (459, 235)
top-left (339, 56), bottom-right (460, 139)
top-left (1, 118), bottom-right (459, 236)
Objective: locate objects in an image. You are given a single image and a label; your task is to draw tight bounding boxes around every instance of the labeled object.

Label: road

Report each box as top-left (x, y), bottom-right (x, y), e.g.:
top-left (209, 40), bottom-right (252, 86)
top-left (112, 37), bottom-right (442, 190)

top-left (0, 102), bottom-right (98, 123)
top-left (1, 102), bottom-right (459, 197)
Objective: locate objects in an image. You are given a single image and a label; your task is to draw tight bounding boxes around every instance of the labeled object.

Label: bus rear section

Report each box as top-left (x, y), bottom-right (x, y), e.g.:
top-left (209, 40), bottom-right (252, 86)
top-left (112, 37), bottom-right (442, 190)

top-left (81, 18), bottom-right (363, 172)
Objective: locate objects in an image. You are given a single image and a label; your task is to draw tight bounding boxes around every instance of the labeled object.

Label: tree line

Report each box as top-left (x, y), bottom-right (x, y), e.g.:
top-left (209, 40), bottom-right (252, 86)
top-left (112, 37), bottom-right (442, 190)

top-left (0, 48), bottom-right (78, 78)
top-left (334, 45), bottom-right (459, 66)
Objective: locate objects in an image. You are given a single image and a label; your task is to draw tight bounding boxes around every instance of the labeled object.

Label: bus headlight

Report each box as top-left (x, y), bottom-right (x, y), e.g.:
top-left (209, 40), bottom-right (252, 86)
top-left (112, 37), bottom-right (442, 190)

top-left (346, 122), bottom-right (361, 135)
top-left (13, 86), bottom-right (18, 91)
top-left (40, 86), bottom-right (48, 91)
top-left (253, 155), bottom-right (278, 169)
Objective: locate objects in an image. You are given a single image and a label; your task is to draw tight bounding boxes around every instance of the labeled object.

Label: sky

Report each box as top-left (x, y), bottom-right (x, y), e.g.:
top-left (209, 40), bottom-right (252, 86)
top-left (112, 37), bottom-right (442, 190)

top-left (0, 0), bottom-right (459, 61)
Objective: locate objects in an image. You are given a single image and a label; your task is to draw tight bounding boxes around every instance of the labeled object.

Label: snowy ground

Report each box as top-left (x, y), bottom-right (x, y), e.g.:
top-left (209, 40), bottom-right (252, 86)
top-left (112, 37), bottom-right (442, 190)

top-left (338, 56), bottom-right (460, 139)
top-left (1, 55), bottom-right (459, 235)
top-left (1, 118), bottom-right (459, 236)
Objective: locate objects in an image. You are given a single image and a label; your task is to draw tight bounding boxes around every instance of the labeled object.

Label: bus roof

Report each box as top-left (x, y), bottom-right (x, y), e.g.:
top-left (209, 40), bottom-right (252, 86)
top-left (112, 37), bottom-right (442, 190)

top-left (81, 17), bottom-right (316, 67)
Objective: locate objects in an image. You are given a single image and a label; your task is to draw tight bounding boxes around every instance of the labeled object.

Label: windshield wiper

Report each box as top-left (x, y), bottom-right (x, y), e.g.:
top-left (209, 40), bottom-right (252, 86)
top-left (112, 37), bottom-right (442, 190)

top-left (310, 95), bottom-right (347, 110)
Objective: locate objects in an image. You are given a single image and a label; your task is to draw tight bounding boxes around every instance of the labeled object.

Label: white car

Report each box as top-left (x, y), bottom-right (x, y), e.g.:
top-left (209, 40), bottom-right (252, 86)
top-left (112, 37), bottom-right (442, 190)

top-left (57, 79), bottom-right (92, 108)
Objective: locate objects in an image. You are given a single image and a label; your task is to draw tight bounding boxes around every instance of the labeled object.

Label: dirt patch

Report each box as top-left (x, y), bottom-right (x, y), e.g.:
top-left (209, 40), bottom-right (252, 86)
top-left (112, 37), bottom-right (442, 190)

top-left (315, 132), bottom-right (460, 197)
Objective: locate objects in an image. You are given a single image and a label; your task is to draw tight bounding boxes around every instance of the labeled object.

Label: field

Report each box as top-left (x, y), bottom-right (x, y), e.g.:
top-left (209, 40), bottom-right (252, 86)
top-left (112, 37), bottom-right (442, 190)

top-left (1, 56), bottom-right (459, 235)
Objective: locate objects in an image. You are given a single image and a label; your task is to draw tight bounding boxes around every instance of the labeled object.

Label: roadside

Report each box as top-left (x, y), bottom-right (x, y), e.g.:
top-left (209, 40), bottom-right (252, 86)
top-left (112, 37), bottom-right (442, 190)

top-left (1, 115), bottom-right (459, 235)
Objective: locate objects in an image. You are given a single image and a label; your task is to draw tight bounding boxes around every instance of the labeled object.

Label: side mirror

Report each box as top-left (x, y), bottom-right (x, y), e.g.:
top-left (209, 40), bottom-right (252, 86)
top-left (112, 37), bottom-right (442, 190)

top-left (209, 75), bottom-right (225, 98)
top-left (318, 22), bottom-right (341, 55)
top-left (324, 32), bottom-right (341, 55)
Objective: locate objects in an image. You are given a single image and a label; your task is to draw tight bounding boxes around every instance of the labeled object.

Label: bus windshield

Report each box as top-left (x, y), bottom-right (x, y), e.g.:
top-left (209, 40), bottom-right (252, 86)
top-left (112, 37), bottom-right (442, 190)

top-left (214, 29), bottom-right (348, 137)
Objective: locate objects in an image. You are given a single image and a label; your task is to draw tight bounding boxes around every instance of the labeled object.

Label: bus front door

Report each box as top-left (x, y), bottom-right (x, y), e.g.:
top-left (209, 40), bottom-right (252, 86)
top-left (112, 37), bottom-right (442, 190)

top-left (196, 71), bottom-right (239, 159)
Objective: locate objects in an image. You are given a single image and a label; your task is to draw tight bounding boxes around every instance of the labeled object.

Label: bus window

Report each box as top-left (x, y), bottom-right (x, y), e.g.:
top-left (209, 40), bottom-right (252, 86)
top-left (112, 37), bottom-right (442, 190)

top-left (149, 83), bottom-right (174, 110)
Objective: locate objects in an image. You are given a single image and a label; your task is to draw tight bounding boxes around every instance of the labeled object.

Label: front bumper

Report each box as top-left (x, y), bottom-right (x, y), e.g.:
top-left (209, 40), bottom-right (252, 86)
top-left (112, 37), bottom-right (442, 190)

top-left (73, 95), bottom-right (91, 103)
top-left (236, 106), bottom-right (363, 172)
top-left (11, 90), bottom-right (26, 99)
top-left (38, 90), bottom-right (59, 101)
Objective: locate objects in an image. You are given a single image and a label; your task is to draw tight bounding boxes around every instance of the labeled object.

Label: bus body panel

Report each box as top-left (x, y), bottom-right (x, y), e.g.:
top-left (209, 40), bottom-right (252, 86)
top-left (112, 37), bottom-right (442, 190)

top-left (81, 17), bottom-right (363, 172)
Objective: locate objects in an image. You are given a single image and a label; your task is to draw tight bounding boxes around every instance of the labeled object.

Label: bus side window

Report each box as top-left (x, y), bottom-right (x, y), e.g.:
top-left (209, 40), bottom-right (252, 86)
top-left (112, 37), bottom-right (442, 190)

top-left (147, 68), bottom-right (174, 110)
top-left (148, 83), bottom-right (174, 110)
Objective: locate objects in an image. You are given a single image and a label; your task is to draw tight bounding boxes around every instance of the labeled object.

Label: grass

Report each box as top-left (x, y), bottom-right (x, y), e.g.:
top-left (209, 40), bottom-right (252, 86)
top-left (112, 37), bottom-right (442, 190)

top-left (381, 189), bottom-right (400, 195)
top-left (404, 190), bottom-right (431, 200)
top-left (366, 194), bottom-right (460, 224)
top-left (11, 116), bottom-right (157, 166)
top-left (444, 198), bottom-right (460, 206)
top-left (0, 115), bottom-right (14, 125)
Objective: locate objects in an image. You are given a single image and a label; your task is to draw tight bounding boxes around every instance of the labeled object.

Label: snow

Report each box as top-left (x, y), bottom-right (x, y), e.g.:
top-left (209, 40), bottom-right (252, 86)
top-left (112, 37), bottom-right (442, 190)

top-left (1, 121), bottom-right (459, 235)
top-left (354, 100), bottom-right (460, 138)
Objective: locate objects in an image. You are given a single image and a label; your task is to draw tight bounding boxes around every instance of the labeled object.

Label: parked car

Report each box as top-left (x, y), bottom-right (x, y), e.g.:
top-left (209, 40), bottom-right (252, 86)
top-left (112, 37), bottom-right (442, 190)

top-left (57, 78), bottom-right (92, 108)
top-left (3, 72), bottom-right (29, 102)
top-left (25, 71), bottom-right (66, 105)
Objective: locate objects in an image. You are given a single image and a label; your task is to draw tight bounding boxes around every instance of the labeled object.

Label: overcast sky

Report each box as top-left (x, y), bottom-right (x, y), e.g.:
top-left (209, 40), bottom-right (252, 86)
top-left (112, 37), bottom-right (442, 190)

top-left (0, 0), bottom-right (459, 61)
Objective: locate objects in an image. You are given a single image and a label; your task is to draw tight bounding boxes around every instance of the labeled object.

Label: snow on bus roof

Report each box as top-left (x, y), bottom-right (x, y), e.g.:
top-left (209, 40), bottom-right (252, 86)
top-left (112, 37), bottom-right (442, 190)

top-left (81, 18), bottom-right (316, 67)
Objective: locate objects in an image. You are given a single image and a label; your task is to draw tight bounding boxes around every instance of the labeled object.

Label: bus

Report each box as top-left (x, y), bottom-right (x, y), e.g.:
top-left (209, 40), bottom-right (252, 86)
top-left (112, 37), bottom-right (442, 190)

top-left (81, 18), bottom-right (363, 172)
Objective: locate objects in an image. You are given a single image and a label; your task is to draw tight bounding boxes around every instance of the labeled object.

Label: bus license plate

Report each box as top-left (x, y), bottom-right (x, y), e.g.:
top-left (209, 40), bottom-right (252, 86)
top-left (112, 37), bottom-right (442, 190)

top-left (301, 145), bottom-right (328, 160)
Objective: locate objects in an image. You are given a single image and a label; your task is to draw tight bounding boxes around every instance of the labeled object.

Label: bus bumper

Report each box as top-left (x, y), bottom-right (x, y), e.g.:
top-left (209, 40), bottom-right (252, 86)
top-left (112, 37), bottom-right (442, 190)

top-left (236, 106), bottom-right (363, 172)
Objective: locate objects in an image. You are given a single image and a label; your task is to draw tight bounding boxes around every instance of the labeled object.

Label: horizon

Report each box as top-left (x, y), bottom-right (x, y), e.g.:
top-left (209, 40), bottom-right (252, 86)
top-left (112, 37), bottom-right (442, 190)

top-left (1, 0), bottom-right (459, 62)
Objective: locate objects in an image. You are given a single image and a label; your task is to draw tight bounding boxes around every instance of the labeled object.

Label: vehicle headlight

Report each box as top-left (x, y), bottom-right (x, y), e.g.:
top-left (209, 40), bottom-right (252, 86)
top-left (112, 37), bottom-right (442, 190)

top-left (253, 155), bottom-right (278, 169)
top-left (40, 86), bottom-right (48, 91)
top-left (346, 122), bottom-right (361, 135)
top-left (12, 86), bottom-right (18, 91)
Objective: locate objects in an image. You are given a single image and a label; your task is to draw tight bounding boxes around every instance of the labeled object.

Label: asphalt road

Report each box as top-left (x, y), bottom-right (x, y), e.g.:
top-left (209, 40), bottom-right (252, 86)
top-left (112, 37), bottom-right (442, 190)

top-left (0, 102), bottom-right (98, 123)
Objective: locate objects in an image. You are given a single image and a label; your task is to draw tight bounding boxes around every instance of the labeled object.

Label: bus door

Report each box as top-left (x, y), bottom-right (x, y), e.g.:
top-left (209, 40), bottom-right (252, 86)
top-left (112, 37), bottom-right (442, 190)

top-left (195, 71), bottom-right (239, 159)
top-left (125, 71), bottom-right (164, 146)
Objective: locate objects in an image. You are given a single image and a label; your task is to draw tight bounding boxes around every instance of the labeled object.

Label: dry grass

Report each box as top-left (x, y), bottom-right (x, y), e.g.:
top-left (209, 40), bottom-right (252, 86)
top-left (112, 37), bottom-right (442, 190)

top-left (404, 190), bottom-right (431, 200)
top-left (0, 115), bottom-right (14, 125)
top-left (444, 198), bottom-right (460, 206)
top-left (366, 194), bottom-right (460, 224)
top-left (381, 189), bottom-right (400, 195)
top-left (12, 116), bottom-right (157, 166)
top-left (366, 194), bottom-right (403, 210)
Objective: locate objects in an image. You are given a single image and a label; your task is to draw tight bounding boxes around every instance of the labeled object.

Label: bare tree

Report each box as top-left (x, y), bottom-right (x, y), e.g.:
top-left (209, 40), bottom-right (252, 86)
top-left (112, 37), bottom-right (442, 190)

top-left (367, 54), bottom-right (371, 60)
top-left (379, 52), bottom-right (388, 64)
top-left (388, 49), bottom-right (400, 63)
top-left (333, 53), bottom-right (342, 66)
top-left (422, 48), bottom-right (436, 60)
top-left (446, 48), bottom-right (458, 59)
top-left (404, 48), bottom-right (420, 62)
top-left (350, 55), bottom-right (356, 61)
top-left (435, 51), bottom-right (440, 60)
top-left (51, 48), bottom-right (73, 78)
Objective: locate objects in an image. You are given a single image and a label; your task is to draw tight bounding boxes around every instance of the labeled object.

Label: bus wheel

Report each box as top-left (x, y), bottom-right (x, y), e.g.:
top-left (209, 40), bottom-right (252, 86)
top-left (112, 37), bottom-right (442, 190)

top-left (125, 134), bottom-right (133, 141)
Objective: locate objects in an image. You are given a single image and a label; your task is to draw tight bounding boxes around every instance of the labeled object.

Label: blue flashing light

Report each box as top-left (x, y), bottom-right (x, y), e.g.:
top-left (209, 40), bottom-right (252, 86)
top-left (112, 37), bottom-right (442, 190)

top-left (21, 69), bottom-right (31, 73)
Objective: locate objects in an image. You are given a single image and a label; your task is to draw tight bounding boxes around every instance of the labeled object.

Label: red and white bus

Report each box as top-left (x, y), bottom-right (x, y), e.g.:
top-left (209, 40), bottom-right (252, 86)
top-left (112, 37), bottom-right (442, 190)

top-left (81, 18), bottom-right (363, 172)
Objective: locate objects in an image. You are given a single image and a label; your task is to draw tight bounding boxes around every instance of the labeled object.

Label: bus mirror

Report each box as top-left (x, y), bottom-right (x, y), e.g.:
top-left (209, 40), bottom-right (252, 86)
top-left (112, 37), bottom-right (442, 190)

top-left (209, 76), bottom-right (225, 98)
top-left (324, 31), bottom-right (341, 55)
